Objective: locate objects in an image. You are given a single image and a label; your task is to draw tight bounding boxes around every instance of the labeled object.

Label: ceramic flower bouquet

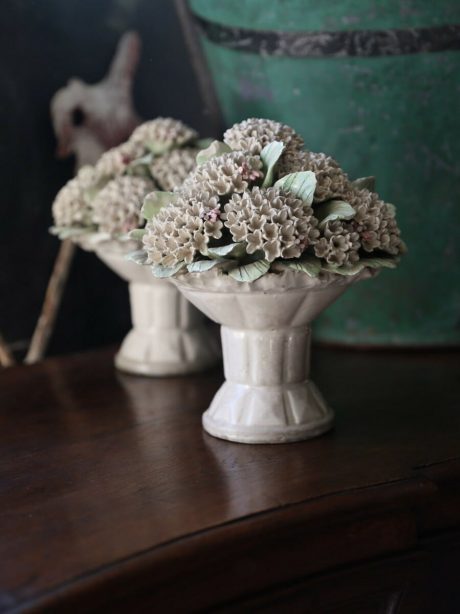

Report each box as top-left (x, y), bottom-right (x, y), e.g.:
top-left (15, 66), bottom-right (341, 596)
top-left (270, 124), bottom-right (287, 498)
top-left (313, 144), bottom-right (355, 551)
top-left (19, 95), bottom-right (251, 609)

top-left (51, 118), bottom-right (219, 376)
top-left (137, 118), bottom-right (405, 443)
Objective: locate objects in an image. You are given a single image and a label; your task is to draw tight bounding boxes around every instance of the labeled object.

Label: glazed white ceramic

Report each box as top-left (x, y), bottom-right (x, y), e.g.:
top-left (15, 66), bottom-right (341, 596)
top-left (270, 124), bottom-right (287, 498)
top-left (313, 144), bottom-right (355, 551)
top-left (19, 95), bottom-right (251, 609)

top-left (82, 239), bottom-right (219, 376)
top-left (173, 268), bottom-right (373, 443)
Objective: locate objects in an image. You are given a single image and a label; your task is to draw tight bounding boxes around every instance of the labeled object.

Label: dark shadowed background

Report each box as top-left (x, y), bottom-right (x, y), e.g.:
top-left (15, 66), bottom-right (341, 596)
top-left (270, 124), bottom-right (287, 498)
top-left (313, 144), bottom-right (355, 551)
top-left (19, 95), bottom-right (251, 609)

top-left (0, 0), bottom-right (207, 357)
top-left (2, 0), bottom-right (459, 359)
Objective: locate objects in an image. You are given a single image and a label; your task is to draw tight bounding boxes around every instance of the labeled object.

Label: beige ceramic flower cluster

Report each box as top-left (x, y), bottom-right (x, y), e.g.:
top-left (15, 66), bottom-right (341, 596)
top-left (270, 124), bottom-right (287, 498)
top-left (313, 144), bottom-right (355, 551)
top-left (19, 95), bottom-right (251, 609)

top-left (52, 118), bottom-right (201, 237)
top-left (130, 117), bottom-right (197, 151)
top-left (346, 188), bottom-right (402, 255)
top-left (51, 166), bottom-right (96, 229)
top-left (143, 188), bottom-right (223, 267)
top-left (223, 117), bottom-right (304, 156)
top-left (149, 148), bottom-right (198, 192)
top-left (182, 151), bottom-right (264, 196)
top-left (314, 220), bottom-right (361, 267)
top-left (223, 187), bottom-right (319, 262)
top-left (92, 176), bottom-right (155, 235)
top-left (93, 141), bottom-right (144, 181)
top-left (141, 117), bottom-right (405, 282)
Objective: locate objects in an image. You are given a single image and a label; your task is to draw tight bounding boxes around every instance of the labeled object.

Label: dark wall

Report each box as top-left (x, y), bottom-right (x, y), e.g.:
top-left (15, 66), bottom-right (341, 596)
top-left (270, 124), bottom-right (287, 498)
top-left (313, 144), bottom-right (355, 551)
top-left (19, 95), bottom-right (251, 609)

top-left (0, 0), bottom-right (207, 358)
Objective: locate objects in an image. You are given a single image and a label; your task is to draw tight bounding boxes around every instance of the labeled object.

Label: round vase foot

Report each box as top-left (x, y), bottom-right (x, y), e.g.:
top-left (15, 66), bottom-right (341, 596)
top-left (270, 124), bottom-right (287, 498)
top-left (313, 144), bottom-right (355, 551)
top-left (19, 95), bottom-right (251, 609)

top-left (114, 353), bottom-right (218, 377)
top-left (202, 381), bottom-right (334, 444)
top-left (114, 328), bottom-right (220, 377)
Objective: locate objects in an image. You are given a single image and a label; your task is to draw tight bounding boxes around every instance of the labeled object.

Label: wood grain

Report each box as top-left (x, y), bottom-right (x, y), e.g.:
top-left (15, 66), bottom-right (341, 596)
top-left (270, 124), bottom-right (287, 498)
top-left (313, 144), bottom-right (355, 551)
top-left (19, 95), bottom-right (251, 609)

top-left (0, 347), bottom-right (459, 612)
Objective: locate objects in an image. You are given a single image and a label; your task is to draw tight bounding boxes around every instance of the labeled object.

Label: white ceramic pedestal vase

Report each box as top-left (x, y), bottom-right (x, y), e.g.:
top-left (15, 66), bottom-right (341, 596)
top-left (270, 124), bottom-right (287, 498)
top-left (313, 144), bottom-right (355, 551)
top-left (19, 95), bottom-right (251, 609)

top-left (173, 268), bottom-right (373, 443)
top-left (82, 240), bottom-right (219, 376)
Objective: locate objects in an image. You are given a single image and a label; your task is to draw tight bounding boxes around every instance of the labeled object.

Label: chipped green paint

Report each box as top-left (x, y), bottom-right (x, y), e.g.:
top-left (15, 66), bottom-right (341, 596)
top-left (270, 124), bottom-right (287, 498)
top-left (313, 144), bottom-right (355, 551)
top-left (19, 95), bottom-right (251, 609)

top-left (190, 0), bottom-right (460, 346)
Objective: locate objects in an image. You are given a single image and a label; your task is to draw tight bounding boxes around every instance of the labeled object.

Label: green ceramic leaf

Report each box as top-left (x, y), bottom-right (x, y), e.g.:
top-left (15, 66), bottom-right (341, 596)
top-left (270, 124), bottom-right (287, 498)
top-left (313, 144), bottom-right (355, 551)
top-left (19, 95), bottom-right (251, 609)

top-left (146, 141), bottom-right (172, 156)
top-left (322, 256), bottom-right (399, 276)
top-left (352, 176), bottom-right (376, 191)
top-left (196, 138), bottom-right (214, 150)
top-left (261, 141), bottom-right (284, 187)
top-left (321, 262), bottom-right (364, 276)
top-left (84, 183), bottom-right (106, 203)
top-left (128, 153), bottom-right (153, 169)
top-left (196, 140), bottom-right (232, 165)
top-left (360, 256), bottom-right (399, 269)
top-left (283, 255), bottom-right (322, 277)
top-left (227, 259), bottom-right (270, 282)
top-left (82, 231), bottom-right (111, 245)
top-left (187, 259), bottom-right (224, 273)
top-left (49, 225), bottom-right (66, 237)
top-left (315, 200), bottom-right (355, 229)
top-left (151, 262), bottom-right (185, 278)
top-left (207, 242), bottom-right (247, 259)
top-left (141, 191), bottom-right (177, 221)
top-left (274, 171), bottom-right (317, 205)
top-left (129, 228), bottom-right (146, 241)
top-left (50, 226), bottom-right (93, 240)
top-left (125, 250), bottom-right (148, 265)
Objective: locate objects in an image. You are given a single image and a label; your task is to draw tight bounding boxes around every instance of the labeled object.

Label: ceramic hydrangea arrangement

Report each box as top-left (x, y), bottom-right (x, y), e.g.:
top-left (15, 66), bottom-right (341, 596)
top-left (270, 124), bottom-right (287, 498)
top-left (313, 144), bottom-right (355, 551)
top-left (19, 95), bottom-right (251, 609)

top-left (50, 117), bottom-right (219, 376)
top-left (51, 117), bottom-right (206, 241)
top-left (137, 117), bottom-right (406, 444)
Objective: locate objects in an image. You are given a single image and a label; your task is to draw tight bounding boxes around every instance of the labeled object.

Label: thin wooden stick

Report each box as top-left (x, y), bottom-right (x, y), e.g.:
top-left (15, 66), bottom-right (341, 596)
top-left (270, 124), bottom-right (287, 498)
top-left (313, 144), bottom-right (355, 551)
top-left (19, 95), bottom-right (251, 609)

top-left (0, 332), bottom-right (15, 367)
top-left (24, 240), bottom-right (76, 364)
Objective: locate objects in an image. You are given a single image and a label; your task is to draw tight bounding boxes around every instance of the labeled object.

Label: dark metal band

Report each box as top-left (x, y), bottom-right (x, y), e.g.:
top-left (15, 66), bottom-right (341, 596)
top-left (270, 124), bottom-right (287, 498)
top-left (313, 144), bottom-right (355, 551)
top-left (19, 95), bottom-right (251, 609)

top-left (194, 16), bottom-right (460, 58)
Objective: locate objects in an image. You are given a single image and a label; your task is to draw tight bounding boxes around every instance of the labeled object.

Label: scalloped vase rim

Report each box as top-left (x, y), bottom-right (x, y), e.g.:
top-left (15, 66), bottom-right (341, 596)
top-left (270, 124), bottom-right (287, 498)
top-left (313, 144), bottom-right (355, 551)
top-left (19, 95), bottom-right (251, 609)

top-left (172, 266), bottom-right (375, 294)
top-left (73, 233), bottom-right (136, 255)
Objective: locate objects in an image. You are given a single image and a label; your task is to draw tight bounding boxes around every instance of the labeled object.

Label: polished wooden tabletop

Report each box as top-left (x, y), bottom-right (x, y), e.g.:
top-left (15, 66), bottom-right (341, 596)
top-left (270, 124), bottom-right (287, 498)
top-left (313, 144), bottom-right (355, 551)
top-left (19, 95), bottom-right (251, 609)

top-left (1, 347), bottom-right (459, 612)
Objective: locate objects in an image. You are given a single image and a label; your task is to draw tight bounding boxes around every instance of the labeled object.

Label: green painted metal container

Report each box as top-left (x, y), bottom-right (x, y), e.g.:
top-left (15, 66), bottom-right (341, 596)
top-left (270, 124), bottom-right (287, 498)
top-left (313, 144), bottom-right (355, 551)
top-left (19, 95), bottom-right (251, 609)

top-left (189, 0), bottom-right (460, 346)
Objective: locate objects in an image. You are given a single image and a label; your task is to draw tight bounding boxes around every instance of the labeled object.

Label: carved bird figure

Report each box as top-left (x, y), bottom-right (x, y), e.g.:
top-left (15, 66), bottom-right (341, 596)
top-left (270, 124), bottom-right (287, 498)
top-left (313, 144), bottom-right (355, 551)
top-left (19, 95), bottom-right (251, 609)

top-left (50, 31), bottom-right (142, 168)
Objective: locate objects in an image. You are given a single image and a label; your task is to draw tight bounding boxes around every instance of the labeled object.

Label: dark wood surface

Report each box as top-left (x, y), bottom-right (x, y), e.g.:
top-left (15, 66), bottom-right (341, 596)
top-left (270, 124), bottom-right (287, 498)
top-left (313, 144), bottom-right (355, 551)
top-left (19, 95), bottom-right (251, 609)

top-left (1, 347), bottom-right (459, 612)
